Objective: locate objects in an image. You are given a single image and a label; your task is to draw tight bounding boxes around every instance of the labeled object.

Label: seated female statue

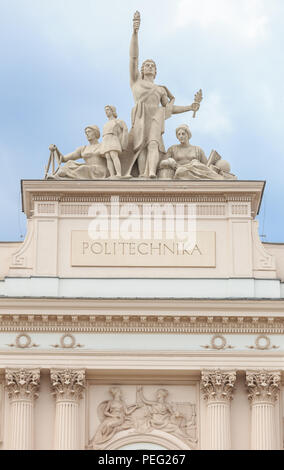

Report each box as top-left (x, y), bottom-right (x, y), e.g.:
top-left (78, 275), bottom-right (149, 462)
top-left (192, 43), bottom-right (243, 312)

top-left (159, 124), bottom-right (221, 180)
top-left (48, 125), bottom-right (107, 180)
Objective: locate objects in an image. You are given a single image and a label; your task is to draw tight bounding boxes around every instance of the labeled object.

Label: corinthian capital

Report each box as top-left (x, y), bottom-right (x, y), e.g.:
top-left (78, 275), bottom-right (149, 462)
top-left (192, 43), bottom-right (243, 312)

top-left (201, 370), bottom-right (236, 402)
top-left (246, 371), bottom-right (280, 404)
top-left (50, 369), bottom-right (85, 402)
top-left (5, 368), bottom-right (40, 401)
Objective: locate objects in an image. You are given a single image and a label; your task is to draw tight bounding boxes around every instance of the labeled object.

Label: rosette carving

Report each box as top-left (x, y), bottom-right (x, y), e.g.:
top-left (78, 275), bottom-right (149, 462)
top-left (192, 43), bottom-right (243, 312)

top-left (5, 368), bottom-right (40, 401)
top-left (50, 369), bottom-right (85, 402)
top-left (246, 371), bottom-right (280, 404)
top-left (201, 370), bottom-right (236, 402)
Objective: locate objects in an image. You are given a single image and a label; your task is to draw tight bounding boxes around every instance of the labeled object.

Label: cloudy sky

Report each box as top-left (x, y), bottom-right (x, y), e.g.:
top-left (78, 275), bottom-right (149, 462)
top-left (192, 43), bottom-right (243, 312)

top-left (0, 0), bottom-right (283, 241)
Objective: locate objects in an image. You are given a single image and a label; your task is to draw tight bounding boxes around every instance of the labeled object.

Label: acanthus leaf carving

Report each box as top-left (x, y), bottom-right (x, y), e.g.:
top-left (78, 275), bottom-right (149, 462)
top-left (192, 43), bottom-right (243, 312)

top-left (5, 368), bottom-right (40, 401)
top-left (201, 370), bottom-right (236, 402)
top-left (246, 370), bottom-right (280, 404)
top-left (50, 369), bottom-right (85, 402)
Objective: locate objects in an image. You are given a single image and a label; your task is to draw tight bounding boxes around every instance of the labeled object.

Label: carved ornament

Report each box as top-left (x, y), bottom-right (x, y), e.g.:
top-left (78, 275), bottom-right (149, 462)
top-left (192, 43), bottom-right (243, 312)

top-left (7, 333), bottom-right (39, 349)
top-left (246, 371), bottom-right (281, 404)
top-left (90, 386), bottom-right (197, 449)
top-left (5, 368), bottom-right (40, 401)
top-left (51, 333), bottom-right (84, 349)
top-left (201, 334), bottom-right (234, 350)
top-left (247, 335), bottom-right (279, 351)
top-left (50, 369), bottom-right (85, 402)
top-left (0, 313), bottom-right (283, 335)
top-left (201, 370), bottom-right (236, 402)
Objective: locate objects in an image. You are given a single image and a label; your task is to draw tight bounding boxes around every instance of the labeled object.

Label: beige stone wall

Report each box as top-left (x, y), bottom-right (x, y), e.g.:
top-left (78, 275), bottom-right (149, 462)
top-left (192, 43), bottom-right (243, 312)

top-left (0, 243), bottom-right (22, 279)
top-left (264, 243), bottom-right (284, 281)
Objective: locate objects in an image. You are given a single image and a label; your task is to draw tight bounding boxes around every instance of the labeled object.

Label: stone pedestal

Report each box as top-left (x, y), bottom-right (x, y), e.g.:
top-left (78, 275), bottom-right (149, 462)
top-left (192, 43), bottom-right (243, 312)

top-left (8, 180), bottom-right (276, 281)
top-left (5, 368), bottom-right (40, 450)
top-left (246, 371), bottom-right (280, 450)
top-left (51, 369), bottom-right (85, 450)
top-left (201, 370), bottom-right (236, 450)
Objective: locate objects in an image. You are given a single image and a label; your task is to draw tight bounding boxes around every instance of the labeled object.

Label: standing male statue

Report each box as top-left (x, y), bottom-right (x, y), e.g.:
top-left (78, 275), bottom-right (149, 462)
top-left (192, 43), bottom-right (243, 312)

top-left (128, 11), bottom-right (200, 178)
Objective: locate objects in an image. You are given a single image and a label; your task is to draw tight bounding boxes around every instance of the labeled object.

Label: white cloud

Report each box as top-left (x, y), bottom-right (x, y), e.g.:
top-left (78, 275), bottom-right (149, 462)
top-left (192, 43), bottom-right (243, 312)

top-left (173, 0), bottom-right (269, 42)
top-left (194, 92), bottom-right (233, 137)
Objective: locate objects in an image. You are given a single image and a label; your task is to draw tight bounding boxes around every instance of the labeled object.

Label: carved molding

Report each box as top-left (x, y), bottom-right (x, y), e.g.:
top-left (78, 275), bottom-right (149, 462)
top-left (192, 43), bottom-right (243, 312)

top-left (201, 334), bottom-right (234, 350)
top-left (246, 370), bottom-right (280, 404)
top-left (22, 180), bottom-right (264, 219)
top-left (0, 314), bottom-right (283, 334)
top-left (5, 368), bottom-right (40, 401)
top-left (201, 370), bottom-right (236, 402)
top-left (50, 369), bottom-right (85, 402)
top-left (51, 333), bottom-right (84, 349)
top-left (58, 202), bottom-right (226, 217)
top-left (7, 333), bottom-right (39, 349)
top-left (246, 335), bottom-right (279, 351)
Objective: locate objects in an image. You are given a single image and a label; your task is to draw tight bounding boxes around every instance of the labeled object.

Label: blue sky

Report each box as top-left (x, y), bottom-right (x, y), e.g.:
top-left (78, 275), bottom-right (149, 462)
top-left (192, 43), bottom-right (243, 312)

top-left (0, 0), bottom-right (283, 242)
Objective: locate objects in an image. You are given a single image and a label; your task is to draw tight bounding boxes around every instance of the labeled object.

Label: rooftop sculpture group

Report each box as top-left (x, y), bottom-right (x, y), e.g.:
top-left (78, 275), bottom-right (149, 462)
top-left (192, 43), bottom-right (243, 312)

top-left (45, 12), bottom-right (236, 181)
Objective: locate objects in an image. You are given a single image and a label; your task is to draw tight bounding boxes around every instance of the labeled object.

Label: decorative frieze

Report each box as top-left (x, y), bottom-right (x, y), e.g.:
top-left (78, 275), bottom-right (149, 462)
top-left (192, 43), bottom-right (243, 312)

top-left (51, 369), bottom-right (85, 402)
top-left (0, 314), bottom-right (284, 334)
top-left (5, 368), bottom-right (40, 401)
top-left (246, 371), bottom-right (280, 403)
top-left (201, 370), bottom-right (236, 403)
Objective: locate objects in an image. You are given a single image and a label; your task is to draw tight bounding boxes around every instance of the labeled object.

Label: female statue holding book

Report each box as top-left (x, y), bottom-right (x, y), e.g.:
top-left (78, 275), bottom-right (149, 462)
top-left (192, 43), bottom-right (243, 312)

top-left (159, 124), bottom-right (235, 180)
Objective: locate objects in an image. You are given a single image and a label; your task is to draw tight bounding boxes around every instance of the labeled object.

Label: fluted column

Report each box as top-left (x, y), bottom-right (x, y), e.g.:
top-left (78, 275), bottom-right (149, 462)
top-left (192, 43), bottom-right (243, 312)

top-left (246, 370), bottom-right (280, 450)
top-left (51, 369), bottom-right (85, 450)
top-left (5, 368), bottom-right (40, 450)
top-left (201, 370), bottom-right (236, 450)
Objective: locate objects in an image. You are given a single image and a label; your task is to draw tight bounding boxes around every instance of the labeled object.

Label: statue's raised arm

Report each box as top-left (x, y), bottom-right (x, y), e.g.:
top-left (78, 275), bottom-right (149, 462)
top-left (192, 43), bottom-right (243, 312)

top-left (130, 11), bottom-right (141, 85)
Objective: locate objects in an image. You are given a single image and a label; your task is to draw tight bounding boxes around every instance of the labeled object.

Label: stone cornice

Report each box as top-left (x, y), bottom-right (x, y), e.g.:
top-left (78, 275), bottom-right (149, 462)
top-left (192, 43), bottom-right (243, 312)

top-left (5, 368), bottom-right (40, 401)
top-left (21, 179), bottom-right (265, 218)
top-left (1, 297), bottom-right (284, 313)
top-left (1, 298), bottom-right (284, 333)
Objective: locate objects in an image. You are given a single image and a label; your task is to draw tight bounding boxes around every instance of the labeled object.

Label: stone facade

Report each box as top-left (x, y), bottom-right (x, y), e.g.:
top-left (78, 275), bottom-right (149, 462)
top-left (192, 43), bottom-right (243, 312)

top-left (0, 179), bottom-right (283, 449)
